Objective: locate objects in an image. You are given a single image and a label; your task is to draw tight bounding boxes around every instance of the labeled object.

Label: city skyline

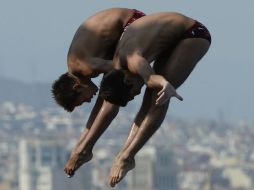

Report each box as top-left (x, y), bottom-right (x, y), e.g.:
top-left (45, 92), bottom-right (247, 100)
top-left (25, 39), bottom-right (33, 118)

top-left (0, 101), bottom-right (254, 190)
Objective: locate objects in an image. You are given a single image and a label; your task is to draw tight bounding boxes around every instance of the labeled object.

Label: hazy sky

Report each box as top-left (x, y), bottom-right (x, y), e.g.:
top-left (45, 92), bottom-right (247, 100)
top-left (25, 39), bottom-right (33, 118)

top-left (0, 1), bottom-right (253, 122)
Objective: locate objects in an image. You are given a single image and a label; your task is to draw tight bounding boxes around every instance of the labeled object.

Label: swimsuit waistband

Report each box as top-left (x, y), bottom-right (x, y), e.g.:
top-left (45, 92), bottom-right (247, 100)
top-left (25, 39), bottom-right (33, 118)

top-left (183, 20), bottom-right (211, 44)
top-left (123, 9), bottom-right (146, 31)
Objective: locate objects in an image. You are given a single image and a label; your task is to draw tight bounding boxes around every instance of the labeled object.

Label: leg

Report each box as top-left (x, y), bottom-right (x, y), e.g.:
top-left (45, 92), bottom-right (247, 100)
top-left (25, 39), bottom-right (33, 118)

top-left (157, 38), bottom-right (210, 89)
top-left (108, 38), bottom-right (210, 187)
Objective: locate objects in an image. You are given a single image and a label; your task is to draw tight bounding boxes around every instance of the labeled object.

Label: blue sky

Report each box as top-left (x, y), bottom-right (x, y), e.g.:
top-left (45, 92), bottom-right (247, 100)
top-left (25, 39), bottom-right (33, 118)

top-left (0, 0), bottom-right (253, 122)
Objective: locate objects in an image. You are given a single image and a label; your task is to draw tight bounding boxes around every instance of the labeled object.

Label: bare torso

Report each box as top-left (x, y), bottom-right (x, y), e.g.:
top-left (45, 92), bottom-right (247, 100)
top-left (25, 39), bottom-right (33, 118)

top-left (67, 8), bottom-right (137, 76)
top-left (118, 12), bottom-right (195, 63)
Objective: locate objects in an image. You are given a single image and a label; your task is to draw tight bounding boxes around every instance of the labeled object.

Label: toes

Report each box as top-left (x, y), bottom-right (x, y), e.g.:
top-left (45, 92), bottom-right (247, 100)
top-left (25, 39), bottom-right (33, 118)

top-left (64, 167), bottom-right (69, 174)
top-left (112, 177), bottom-right (117, 187)
top-left (109, 176), bottom-right (114, 187)
top-left (64, 167), bottom-right (74, 177)
top-left (109, 167), bottom-right (121, 187)
top-left (110, 174), bottom-right (118, 188)
top-left (116, 175), bottom-right (123, 184)
top-left (112, 173), bottom-right (117, 186)
top-left (68, 171), bottom-right (74, 178)
top-left (113, 175), bottom-right (120, 186)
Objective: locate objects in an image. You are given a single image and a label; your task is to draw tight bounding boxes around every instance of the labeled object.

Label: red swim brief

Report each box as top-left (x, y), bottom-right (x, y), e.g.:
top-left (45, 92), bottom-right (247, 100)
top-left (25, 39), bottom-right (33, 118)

top-left (183, 21), bottom-right (211, 44)
top-left (123, 9), bottom-right (146, 31)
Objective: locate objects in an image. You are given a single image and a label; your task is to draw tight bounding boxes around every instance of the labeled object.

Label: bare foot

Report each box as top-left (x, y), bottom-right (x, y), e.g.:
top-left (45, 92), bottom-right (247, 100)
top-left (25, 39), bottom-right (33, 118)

top-left (108, 156), bottom-right (135, 187)
top-left (64, 151), bottom-right (93, 177)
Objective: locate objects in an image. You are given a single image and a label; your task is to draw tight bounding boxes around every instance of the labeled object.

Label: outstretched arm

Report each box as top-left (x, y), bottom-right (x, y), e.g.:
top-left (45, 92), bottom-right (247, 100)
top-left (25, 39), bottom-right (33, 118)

top-left (72, 98), bottom-right (119, 155)
top-left (76, 100), bottom-right (119, 153)
top-left (64, 98), bottom-right (119, 177)
top-left (126, 54), bottom-right (183, 105)
top-left (86, 96), bottom-right (105, 129)
top-left (116, 87), bottom-right (153, 155)
top-left (71, 96), bottom-right (104, 153)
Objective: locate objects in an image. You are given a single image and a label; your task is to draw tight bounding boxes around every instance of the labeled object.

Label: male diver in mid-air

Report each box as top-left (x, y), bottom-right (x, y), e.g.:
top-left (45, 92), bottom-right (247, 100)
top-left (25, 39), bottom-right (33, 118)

top-left (99, 11), bottom-right (211, 187)
top-left (51, 8), bottom-right (145, 177)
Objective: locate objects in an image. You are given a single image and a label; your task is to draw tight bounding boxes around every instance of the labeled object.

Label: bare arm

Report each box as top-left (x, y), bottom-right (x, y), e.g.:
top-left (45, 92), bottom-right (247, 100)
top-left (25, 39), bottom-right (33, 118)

top-left (127, 54), bottom-right (183, 105)
top-left (76, 100), bottom-right (119, 152)
top-left (119, 88), bottom-right (152, 153)
top-left (71, 96), bottom-right (104, 152)
top-left (86, 96), bottom-right (104, 129)
top-left (126, 54), bottom-right (165, 88)
top-left (64, 98), bottom-right (119, 177)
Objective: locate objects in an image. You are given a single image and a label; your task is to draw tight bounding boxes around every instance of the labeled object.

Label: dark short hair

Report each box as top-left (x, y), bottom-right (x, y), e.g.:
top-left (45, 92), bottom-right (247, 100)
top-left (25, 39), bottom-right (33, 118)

top-left (99, 69), bottom-right (132, 106)
top-left (51, 73), bottom-right (81, 112)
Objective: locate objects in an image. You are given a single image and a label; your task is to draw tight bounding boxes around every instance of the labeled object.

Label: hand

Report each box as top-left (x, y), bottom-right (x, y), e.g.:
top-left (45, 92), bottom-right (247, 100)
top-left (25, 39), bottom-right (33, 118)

top-left (156, 82), bottom-right (183, 105)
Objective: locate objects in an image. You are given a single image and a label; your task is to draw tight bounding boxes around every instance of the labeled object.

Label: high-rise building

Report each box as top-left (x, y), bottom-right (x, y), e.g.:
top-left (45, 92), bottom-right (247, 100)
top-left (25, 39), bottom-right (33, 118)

top-left (154, 146), bottom-right (178, 190)
top-left (126, 146), bottom-right (178, 190)
top-left (19, 138), bottom-right (92, 190)
top-left (126, 147), bottom-right (155, 190)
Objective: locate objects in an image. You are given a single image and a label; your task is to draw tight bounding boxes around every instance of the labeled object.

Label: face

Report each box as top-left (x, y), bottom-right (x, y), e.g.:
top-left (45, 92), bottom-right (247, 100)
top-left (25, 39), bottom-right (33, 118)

top-left (124, 72), bottom-right (144, 100)
top-left (73, 78), bottom-right (98, 107)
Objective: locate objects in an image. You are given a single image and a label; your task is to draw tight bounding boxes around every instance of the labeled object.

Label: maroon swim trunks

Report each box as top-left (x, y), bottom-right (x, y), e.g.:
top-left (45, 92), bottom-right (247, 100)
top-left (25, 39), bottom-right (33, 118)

top-left (182, 21), bottom-right (212, 44)
top-left (123, 9), bottom-right (146, 31)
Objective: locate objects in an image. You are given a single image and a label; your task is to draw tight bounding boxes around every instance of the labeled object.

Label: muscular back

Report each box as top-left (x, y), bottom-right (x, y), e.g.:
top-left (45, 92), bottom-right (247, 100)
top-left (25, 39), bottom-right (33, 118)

top-left (118, 12), bottom-right (195, 63)
top-left (68, 8), bottom-right (135, 60)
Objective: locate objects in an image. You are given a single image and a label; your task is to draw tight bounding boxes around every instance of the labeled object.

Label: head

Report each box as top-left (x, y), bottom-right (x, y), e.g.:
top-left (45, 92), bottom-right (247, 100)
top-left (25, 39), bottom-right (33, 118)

top-left (99, 69), bottom-right (143, 106)
top-left (52, 72), bottom-right (98, 112)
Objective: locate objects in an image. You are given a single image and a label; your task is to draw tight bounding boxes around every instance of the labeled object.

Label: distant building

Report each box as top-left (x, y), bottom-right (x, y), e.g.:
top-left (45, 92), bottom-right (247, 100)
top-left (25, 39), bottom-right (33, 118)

top-left (126, 146), bottom-right (178, 190)
top-left (18, 138), bottom-right (92, 190)
top-left (126, 147), bottom-right (154, 190)
top-left (154, 146), bottom-right (178, 190)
